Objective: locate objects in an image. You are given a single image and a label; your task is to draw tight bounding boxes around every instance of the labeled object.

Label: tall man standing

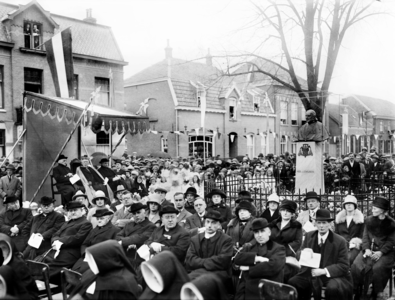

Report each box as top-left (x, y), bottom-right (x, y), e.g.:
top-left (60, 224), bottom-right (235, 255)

top-left (0, 165), bottom-right (21, 209)
top-left (288, 209), bottom-right (353, 300)
top-left (52, 154), bottom-right (76, 206)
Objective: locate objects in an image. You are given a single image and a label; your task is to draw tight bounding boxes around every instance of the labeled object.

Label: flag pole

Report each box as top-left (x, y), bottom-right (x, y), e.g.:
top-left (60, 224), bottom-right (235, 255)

top-left (111, 132), bottom-right (127, 156)
top-left (29, 88), bottom-right (99, 203)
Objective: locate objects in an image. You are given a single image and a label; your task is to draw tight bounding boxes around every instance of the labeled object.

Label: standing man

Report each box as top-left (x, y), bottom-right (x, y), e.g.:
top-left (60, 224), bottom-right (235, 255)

top-left (145, 205), bottom-right (190, 262)
top-left (52, 154), bottom-right (76, 206)
top-left (185, 210), bottom-right (233, 282)
top-left (185, 197), bottom-right (207, 237)
top-left (288, 209), bottom-right (353, 300)
top-left (174, 192), bottom-right (192, 227)
top-left (0, 165), bottom-right (21, 209)
top-left (22, 196), bottom-right (65, 259)
top-left (342, 153), bottom-right (361, 193)
top-left (297, 191), bottom-right (321, 227)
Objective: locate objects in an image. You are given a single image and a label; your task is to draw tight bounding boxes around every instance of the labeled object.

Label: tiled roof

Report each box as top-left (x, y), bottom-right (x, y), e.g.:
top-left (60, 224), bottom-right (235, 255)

top-left (0, 1), bottom-right (124, 62)
top-left (344, 94), bottom-right (395, 118)
top-left (124, 58), bottom-right (221, 86)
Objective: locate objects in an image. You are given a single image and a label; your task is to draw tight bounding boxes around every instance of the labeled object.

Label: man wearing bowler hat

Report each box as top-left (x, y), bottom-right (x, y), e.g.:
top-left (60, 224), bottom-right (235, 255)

top-left (185, 210), bottom-right (233, 282)
top-left (22, 196), bottom-right (65, 259)
top-left (87, 190), bottom-right (111, 228)
top-left (52, 154), bottom-right (77, 206)
top-left (288, 209), bottom-right (353, 300)
top-left (145, 205), bottom-right (190, 262)
top-left (297, 191), bottom-right (321, 227)
top-left (0, 164), bottom-right (22, 210)
top-left (234, 218), bottom-right (286, 300)
top-left (117, 202), bottom-right (156, 265)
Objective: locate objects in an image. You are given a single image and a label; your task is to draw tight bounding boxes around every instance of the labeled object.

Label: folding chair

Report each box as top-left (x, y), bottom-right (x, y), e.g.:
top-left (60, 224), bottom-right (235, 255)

top-left (60, 268), bottom-right (82, 300)
top-left (259, 279), bottom-right (297, 300)
top-left (26, 260), bottom-right (59, 300)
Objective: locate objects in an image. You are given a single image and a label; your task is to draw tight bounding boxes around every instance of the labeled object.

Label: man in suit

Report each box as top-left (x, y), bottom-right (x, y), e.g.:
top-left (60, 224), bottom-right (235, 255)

top-left (112, 191), bottom-right (137, 228)
top-left (185, 210), bottom-right (233, 282)
top-left (97, 158), bottom-right (123, 193)
top-left (0, 165), bottom-right (22, 210)
top-left (22, 196), bottom-right (65, 259)
top-left (342, 153), bottom-right (361, 193)
top-left (145, 205), bottom-right (190, 262)
top-left (52, 154), bottom-right (76, 206)
top-left (185, 197), bottom-right (207, 236)
top-left (288, 209), bottom-right (353, 300)
top-left (174, 192), bottom-right (192, 227)
top-left (297, 191), bottom-right (321, 227)
top-left (47, 201), bottom-right (92, 282)
top-left (117, 202), bottom-right (156, 265)
top-left (370, 154), bottom-right (383, 190)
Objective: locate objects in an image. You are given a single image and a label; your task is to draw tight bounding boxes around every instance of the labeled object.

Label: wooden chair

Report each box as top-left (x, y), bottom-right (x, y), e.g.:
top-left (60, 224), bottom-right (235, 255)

top-left (26, 260), bottom-right (59, 300)
top-left (259, 279), bottom-right (298, 300)
top-left (60, 268), bottom-right (82, 300)
top-left (50, 175), bottom-right (62, 203)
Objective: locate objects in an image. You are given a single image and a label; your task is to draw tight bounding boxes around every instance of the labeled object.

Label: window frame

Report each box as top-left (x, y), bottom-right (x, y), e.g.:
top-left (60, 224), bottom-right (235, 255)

top-left (260, 134), bottom-right (266, 155)
top-left (73, 74), bottom-right (79, 100)
top-left (24, 68), bottom-right (42, 94)
top-left (188, 135), bottom-right (213, 158)
top-left (291, 102), bottom-right (298, 125)
top-left (253, 95), bottom-right (261, 113)
top-left (0, 129), bottom-right (5, 157)
top-left (161, 136), bottom-right (168, 153)
top-left (96, 131), bottom-right (110, 145)
top-left (229, 98), bottom-right (237, 121)
top-left (0, 66), bottom-right (4, 109)
top-left (246, 134), bottom-right (255, 158)
top-left (301, 107), bottom-right (306, 125)
top-left (280, 135), bottom-right (287, 154)
top-left (280, 101), bottom-right (288, 125)
top-left (24, 21), bottom-right (42, 50)
top-left (94, 77), bottom-right (110, 106)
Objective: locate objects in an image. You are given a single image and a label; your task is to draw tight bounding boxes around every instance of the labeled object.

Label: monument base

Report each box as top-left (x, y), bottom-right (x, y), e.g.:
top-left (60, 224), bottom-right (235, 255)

top-left (295, 141), bottom-right (324, 193)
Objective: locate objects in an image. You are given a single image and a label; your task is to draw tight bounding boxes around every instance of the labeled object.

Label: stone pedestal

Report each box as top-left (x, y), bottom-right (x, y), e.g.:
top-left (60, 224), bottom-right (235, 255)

top-left (295, 141), bottom-right (324, 193)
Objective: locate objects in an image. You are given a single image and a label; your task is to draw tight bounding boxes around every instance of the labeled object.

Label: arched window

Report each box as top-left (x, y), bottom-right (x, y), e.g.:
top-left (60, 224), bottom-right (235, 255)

top-left (280, 101), bottom-right (288, 124)
top-left (246, 134), bottom-right (255, 157)
top-left (260, 134), bottom-right (267, 155)
top-left (161, 136), bottom-right (168, 153)
top-left (280, 136), bottom-right (286, 154)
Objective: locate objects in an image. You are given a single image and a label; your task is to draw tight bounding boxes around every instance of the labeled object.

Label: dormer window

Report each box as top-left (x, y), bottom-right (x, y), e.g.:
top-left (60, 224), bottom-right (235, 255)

top-left (253, 95), bottom-right (261, 112)
top-left (229, 98), bottom-right (237, 121)
top-left (24, 21), bottom-right (42, 49)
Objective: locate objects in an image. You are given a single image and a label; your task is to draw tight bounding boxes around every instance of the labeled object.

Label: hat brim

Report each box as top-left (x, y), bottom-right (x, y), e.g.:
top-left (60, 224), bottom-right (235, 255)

top-left (72, 194), bottom-right (88, 200)
top-left (206, 191), bottom-right (227, 199)
top-left (203, 216), bottom-right (222, 222)
top-left (92, 196), bottom-right (110, 204)
top-left (92, 211), bottom-right (113, 217)
top-left (312, 217), bottom-right (334, 222)
top-left (304, 196), bottom-right (320, 202)
top-left (159, 209), bottom-right (179, 216)
top-left (129, 205), bottom-right (147, 213)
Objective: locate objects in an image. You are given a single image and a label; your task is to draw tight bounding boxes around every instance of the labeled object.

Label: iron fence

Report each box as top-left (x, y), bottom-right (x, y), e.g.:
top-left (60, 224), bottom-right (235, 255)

top-left (203, 174), bottom-right (395, 218)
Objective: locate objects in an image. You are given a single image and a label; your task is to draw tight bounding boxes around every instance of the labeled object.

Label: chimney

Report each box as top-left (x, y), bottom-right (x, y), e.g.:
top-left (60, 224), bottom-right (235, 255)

top-left (206, 48), bottom-right (212, 67)
top-left (83, 8), bottom-right (97, 24)
top-left (165, 39), bottom-right (172, 59)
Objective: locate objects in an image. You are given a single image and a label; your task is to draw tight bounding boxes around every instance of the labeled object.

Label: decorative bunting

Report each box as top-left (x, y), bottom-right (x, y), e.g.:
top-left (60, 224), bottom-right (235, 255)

top-left (355, 135), bottom-right (360, 140)
top-left (374, 134), bottom-right (379, 139)
top-left (230, 134), bottom-right (236, 143)
top-left (151, 130), bottom-right (158, 134)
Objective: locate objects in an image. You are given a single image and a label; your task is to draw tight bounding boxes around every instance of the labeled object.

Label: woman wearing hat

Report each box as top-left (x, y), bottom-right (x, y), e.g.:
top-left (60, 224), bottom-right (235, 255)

top-left (87, 191), bottom-right (111, 228)
top-left (351, 196), bottom-right (395, 300)
top-left (260, 193), bottom-right (280, 223)
top-left (268, 200), bottom-right (302, 282)
top-left (145, 194), bottom-right (162, 227)
top-left (334, 195), bottom-right (364, 264)
top-left (206, 188), bottom-right (232, 229)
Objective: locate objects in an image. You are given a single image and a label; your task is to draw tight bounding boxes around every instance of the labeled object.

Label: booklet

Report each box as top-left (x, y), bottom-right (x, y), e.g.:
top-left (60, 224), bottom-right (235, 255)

top-left (28, 233), bottom-right (43, 249)
top-left (69, 174), bottom-right (81, 185)
top-left (299, 248), bottom-right (321, 268)
top-left (137, 244), bottom-right (151, 261)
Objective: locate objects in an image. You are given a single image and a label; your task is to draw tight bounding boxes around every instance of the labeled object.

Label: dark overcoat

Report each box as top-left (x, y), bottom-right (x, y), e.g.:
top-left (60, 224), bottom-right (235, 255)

top-left (116, 218), bottom-right (156, 263)
top-left (260, 208), bottom-right (279, 223)
top-left (145, 224), bottom-right (190, 262)
top-left (234, 239), bottom-right (286, 300)
top-left (269, 217), bottom-right (302, 257)
top-left (22, 211), bottom-right (65, 258)
top-left (226, 217), bottom-right (255, 248)
top-left (185, 230), bottom-right (233, 281)
top-left (0, 207), bottom-right (32, 252)
top-left (207, 202), bottom-right (232, 229)
top-left (334, 209), bottom-right (364, 242)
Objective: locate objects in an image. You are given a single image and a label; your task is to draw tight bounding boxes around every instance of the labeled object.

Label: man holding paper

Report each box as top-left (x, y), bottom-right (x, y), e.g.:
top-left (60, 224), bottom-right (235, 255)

top-left (52, 154), bottom-right (77, 205)
top-left (288, 209), bottom-right (353, 300)
top-left (22, 196), bottom-right (65, 259)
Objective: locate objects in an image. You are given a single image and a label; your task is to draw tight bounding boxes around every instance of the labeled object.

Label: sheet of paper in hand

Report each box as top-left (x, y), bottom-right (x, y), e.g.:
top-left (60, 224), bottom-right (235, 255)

top-left (303, 221), bottom-right (316, 233)
top-left (28, 233), bottom-right (43, 249)
top-left (299, 248), bottom-right (321, 268)
top-left (69, 174), bottom-right (81, 184)
top-left (137, 244), bottom-right (151, 261)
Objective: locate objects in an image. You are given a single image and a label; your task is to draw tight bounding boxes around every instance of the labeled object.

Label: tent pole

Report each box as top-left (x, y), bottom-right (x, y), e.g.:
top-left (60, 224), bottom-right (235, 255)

top-left (29, 93), bottom-right (96, 203)
top-left (0, 129), bottom-right (26, 169)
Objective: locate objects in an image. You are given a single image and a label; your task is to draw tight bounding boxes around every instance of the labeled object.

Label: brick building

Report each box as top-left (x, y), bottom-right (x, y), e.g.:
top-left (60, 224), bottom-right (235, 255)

top-left (0, 0), bottom-right (127, 160)
top-left (124, 43), bottom-right (320, 158)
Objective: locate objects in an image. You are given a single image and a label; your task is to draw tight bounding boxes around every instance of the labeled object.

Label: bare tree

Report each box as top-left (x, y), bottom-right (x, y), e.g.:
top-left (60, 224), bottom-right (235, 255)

top-left (221, 0), bottom-right (382, 120)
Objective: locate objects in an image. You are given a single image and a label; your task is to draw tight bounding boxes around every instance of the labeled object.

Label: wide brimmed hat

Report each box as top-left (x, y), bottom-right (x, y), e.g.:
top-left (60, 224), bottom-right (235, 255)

top-left (40, 196), bottom-right (56, 206)
top-left (235, 201), bottom-right (254, 216)
top-left (280, 200), bottom-right (297, 214)
top-left (93, 208), bottom-right (114, 218)
top-left (304, 191), bottom-right (320, 202)
top-left (99, 158), bottom-right (109, 164)
top-left (373, 196), bottom-right (390, 211)
top-left (72, 190), bottom-right (88, 201)
top-left (184, 187), bottom-right (197, 198)
top-left (155, 187), bottom-right (168, 194)
top-left (251, 218), bottom-right (270, 231)
top-left (159, 205), bottom-right (179, 217)
top-left (129, 202), bottom-right (147, 213)
top-left (206, 188), bottom-right (226, 199)
top-left (267, 193), bottom-right (280, 204)
top-left (343, 195), bottom-right (358, 209)
top-left (5, 165), bottom-right (15, 171)
top-left (313, 209), bottom-right (334, 222)
top-left (3, 195), bottom-right (17, 205)
top-left (56, 154), bottom-right (68, 162)
top-left (66, 201), bottom-right (85, 210)
top-left (204, 210), bottom-right (223, 222)
top-left (115, 185), bottom-right (126, 194)
top-left (92, 191), bottom-right (110, 205)
top-left (146, 194), bottom-right (162, 206)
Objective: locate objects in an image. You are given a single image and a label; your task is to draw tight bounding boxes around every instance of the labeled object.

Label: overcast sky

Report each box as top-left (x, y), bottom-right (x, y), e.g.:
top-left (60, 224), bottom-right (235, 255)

top-left (4, 0), bottom-right (395, 103)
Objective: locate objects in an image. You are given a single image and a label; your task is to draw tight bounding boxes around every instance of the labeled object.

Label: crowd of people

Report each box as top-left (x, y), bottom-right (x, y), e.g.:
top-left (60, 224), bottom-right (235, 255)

top-left (0, 149), bottom-right (392, 299)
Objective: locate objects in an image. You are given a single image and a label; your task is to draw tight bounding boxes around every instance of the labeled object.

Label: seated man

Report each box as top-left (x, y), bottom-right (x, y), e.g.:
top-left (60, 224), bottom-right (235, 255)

top-left (185, 210), bottom-right (233, 282)
top-left (47, 201), bottom-right (92, 281)
top-left (234, 218), bottom-right (286, 300)
top-left (117, 202), bottom-right (156, 265)
top-left (145, 205), bottom-right (190, 262)
top-left (297, 191), bottom-right (320, 226)
top-left (72, 207), bottom-right (119, 274)
top-left (174, 192), bottom-right (192, 227)
top-left (51, 154), bottom-right (75, 206)
top-left (22, 196), bottom-right (65, 260)
top-left (288, 209), bottom-right (353, 300)
top-left (155, 187), bottom-right (172, 207)
top-left (112, 191), bottom-right (136, 228)
top-left (184, 197), bottom-right (207, 237)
